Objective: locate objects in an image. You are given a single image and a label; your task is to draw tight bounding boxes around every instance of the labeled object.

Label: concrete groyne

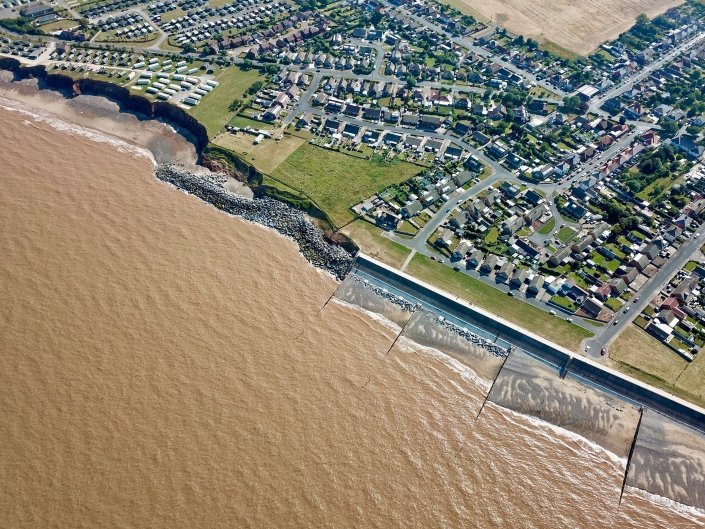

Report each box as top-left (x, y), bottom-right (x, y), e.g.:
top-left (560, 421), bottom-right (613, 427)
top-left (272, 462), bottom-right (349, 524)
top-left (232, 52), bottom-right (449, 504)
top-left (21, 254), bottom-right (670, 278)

top-left (155, 164), bottom-right (354, 279)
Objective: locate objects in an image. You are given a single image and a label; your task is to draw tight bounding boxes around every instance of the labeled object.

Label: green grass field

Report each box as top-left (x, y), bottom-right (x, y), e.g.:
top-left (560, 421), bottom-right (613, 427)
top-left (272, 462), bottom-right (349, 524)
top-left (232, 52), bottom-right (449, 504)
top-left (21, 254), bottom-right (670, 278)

top-left (538, 217), bottom-right (555, 235)
top-left (272, 144), bottom-right (422, 227)
top-left (405, 254), bottom-right (593, 351)
top-left (342, 220), bottom-right (412, 269)
top-left (188, 66), bottom-right (265, 137)
top-left (556, 226), bottom-right (576, 243)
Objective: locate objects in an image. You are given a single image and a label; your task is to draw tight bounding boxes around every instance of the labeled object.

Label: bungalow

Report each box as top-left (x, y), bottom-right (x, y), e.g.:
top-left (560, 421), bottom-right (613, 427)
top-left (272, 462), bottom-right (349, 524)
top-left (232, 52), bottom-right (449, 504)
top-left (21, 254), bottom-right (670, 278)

top-left (445, 146), bottom-right (463, 160)
top-left (527, 275), bottom-right (545, 296)
top-left (342, 123), bottom-right (361, 138)
top-left (524, 189), bottom-right (544, 206)
top-left (401, 201), bottom-right (423, 218)
top-left (480, 254), bottom-right (498, 274)
top-left (673, 277), bottom-right (697, 303)
top-left (418, 115), bottom-right (443, 131)
top-left (343, 104), bottom-right (361, 117)
top-left (421, 189), bottom-right (440, 206)
top-left (629, 253), bottom-right (650, 271)
top-left (671, 135), bottom-right (705, 159)
top-left (435, 228), bottom-right (454, 248)
top-left (457, 151), bottom-right (481, 172)
top-left (496, 262), bottom-right (515, 283)
top-left (425, 139), bottom-right (443, 153)
top-left (363, 107), bottom-right (382, 121)
top-left (324, 118), bottom-right (342, 132)
top-left (296, 112), bottom-right (313, 129)
top-left (501, 215), bottom-right (524, 237)
top-left (453, 240), bottom-right (472, 261)
top-left (472, 130), bottom-right (491, 146)
top-left (467, 249), bottom-right (484, 270)
top-left (517, 238), bottom-right (540, 258)
top-left (615, 266), bottom-right (639, 285)
top-left (549, 247), bottom-right (572, 266)
top-left (505, 153), bottom-right (525, 170)
top-left (572, 234), bottom-right (596, 253)
top-left (608, 277), bottom-right (628, 295)
top-left (581, 297), bottom-right (604, 318)
top-left (592, 283), bottom-right (612, 301)
top-left (449, 210), bottom-right (468, 229)
top-left (486, 143), bottom-right (508, 160)
top-left (510, 268), bottom-right (528, 288)
top-left (648, 321), bottom-right (673, 342)
top-left (656, 309), bottom-right (679, 328)
top-left (401, 114), bottom-right (420, 127)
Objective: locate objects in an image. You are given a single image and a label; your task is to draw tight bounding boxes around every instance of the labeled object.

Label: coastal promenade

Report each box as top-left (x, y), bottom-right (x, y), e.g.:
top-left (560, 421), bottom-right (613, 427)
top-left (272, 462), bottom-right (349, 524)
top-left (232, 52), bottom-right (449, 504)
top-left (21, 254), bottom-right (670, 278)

top-left (350, 253), bottom-right (705, 434)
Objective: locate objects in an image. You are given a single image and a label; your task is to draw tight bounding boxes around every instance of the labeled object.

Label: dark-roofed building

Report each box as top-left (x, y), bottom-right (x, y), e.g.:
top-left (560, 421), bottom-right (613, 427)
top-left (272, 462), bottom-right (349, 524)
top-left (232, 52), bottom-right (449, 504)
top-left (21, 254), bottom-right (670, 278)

top-left (418, 115), bottom-right (443, 130)
top-left (21, 2), bottom-right (54, 18)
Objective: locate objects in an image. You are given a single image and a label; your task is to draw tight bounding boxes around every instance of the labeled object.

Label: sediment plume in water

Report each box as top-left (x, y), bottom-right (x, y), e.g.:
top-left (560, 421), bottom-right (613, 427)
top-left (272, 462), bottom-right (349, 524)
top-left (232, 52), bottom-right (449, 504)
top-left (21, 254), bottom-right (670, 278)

top-left (1, 99), bottom-right (705, 528)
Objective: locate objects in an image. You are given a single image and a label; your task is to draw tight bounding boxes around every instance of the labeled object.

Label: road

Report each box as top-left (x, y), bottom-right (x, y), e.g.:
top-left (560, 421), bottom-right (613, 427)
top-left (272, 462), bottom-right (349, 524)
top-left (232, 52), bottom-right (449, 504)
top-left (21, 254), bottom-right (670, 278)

top-left (584, 232), bottom-right (705, 357)
top-left (380, 0), bottom-right (567, 98)
top-left (589, 31), bottom-right (705, 114)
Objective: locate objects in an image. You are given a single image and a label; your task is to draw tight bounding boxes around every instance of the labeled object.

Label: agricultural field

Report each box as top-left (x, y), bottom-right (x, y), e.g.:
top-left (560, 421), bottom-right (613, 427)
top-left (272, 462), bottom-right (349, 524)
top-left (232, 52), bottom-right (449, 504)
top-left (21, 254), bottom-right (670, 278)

top-left (442, 0), bottom-right (685, 55)
top-left (271, 143), bottom-right (423, 227)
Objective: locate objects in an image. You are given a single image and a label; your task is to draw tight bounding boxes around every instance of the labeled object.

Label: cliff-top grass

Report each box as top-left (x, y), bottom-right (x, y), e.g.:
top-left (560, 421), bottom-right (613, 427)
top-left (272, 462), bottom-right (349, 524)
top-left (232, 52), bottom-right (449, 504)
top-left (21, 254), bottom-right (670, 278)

top-left (188, 66), bottom-right (265, 137)
top-left (271, 143), bottom-right (423, 227)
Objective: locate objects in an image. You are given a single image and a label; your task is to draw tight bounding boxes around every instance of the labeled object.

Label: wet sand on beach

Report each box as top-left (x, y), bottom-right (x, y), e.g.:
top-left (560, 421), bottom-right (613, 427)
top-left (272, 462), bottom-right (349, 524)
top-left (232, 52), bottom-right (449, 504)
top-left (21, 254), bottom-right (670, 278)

top-left (1, 98), bottom-right (704, 528)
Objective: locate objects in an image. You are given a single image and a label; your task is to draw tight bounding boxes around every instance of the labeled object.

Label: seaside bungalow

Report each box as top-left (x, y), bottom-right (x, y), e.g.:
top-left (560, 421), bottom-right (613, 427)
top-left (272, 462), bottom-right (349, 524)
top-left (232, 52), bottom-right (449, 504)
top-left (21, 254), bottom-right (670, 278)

top-left (480, 255), bottom-right (498, 275)
top-left (467, 250), bottom-right (484, 270)
top-left (527, 275), bottom-right (545, 296)
top-left (581, 298), bottom-right (604, 318)
top-left (401, 201), bottom-right (423, 218)
top-left (647, 321), bottom-right (674, 342)
top-left (496, 262), bottom-right (515, 283)
top-left (435, 228), bottom-right (454, 248)
top-left (510, 268), bottom-right (528, 289)
top-left (452, 240), bottom-right (472, 261)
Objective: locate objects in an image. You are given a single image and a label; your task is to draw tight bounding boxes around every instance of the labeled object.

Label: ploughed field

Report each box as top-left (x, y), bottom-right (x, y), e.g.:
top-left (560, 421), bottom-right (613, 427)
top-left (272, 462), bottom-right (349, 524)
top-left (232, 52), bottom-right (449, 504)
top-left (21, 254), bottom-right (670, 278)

top-left (445, 0), bottom-right (685, 55)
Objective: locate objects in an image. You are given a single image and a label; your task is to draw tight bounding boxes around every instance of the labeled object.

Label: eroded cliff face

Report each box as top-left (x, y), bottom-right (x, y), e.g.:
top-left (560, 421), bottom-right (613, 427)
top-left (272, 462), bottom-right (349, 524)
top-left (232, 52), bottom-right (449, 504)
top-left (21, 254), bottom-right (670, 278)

top-left (0, 58), bottom-right (209, 153)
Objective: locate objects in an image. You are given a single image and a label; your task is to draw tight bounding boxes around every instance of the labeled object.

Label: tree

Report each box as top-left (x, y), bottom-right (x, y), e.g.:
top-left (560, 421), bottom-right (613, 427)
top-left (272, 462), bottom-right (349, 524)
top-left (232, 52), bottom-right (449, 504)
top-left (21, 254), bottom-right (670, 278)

top-left (660, 120), bottom-right (679, 138)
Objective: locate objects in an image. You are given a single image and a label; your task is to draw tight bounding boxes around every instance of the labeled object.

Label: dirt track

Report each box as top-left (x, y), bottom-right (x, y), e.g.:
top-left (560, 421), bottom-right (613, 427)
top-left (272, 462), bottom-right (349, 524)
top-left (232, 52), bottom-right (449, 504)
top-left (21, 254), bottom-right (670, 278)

top-left (450, 0), bottom-right (684, 55)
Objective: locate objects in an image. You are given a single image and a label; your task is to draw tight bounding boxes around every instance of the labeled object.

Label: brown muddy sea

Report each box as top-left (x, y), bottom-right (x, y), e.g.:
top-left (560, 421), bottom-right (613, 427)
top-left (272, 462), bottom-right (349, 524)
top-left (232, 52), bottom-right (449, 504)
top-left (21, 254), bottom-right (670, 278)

top-left (0, 96), bottom-right (703, 528)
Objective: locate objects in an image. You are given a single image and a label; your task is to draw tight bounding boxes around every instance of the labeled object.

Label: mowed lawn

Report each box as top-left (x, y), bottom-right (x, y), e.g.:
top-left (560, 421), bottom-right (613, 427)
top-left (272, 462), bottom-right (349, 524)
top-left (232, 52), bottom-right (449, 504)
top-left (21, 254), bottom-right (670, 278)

top-left (188, 66), bottom-right (264, 137)
top-left (272, 144), bottom-right (422, 227)
top-left (405, 253), bottom-right (593, 351)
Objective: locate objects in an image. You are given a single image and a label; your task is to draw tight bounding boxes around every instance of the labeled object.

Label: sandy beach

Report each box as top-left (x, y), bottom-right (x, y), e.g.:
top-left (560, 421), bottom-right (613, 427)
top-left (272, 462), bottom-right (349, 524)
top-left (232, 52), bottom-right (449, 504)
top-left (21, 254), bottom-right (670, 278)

top-left (627, 409), bottom-right (705, 511)
top-left (488, 349), bottom-right (642, 458)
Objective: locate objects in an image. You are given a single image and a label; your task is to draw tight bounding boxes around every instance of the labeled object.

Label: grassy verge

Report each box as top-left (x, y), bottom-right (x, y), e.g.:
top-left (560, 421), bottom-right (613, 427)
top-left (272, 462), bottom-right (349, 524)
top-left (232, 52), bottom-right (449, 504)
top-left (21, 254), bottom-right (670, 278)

top-left (538, 217), bottom-right (556, 235)
top-left (610, 325), bottom-right (687, 384)
top-left (272, 143), bottom-right (422, 227)
top-left (405, 253), bottom-right (593, 350)
top-left (342, 220), bottom-right (412, 269)
top-left (188, 66), bottom-right (265, 137)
